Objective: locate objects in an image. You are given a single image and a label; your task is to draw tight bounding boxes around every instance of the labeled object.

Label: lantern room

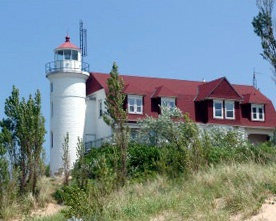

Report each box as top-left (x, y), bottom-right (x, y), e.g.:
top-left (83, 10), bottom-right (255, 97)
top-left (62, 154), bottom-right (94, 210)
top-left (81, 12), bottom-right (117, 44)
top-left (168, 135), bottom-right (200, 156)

top-left (45, 36), bottom-right (89, 75)
top-left (54, 36), bottom-right (82, 72)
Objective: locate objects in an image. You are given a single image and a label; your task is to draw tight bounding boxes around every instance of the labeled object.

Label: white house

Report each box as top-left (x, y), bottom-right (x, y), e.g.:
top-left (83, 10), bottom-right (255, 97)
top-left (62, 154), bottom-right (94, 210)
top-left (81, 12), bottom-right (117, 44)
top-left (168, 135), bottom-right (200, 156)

top-left (46, 36), bottom-right (276, 175)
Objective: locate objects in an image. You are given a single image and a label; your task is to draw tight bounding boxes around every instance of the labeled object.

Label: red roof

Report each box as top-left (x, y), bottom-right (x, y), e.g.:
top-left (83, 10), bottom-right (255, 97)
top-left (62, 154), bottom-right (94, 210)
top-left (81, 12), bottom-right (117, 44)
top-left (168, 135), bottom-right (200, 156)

top-left (86, 72), bottom-right (276, 128)
top-left (56, 36), bottom-right (80, 50)
top-left (152, 86), bottom-right (178, 98)
top-left (124, 84), bottom-right (146, 95)
top-left (233, 85), bottom-right (270, 104)
top-left (195, 77), bottom-right (243, 101)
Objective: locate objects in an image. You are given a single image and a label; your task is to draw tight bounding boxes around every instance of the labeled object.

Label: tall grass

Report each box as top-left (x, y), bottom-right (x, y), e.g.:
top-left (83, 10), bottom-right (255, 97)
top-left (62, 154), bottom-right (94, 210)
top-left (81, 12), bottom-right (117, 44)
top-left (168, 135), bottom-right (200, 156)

top-left (97, 162), bottom-right (276, 221)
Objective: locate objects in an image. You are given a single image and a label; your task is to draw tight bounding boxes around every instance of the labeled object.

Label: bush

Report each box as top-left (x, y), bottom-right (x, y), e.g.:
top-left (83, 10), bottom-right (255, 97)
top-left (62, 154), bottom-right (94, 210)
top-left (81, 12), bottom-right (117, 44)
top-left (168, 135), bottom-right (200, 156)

top-left (127, 143), bottom-right (160, 180)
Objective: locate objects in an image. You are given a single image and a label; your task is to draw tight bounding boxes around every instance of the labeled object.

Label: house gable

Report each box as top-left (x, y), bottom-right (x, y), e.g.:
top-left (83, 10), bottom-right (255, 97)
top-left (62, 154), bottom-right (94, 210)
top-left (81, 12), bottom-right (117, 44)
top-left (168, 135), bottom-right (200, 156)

top-left (195, 77), bottom-right (243, 101)
top-left (86, 72), bottom-right (276, 129)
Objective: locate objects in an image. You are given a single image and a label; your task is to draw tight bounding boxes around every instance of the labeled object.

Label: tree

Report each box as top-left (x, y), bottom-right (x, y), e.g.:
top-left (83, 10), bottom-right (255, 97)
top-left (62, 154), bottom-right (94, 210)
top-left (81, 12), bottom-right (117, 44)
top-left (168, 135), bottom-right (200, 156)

top-left (137, 106), bottom-right (206, 173)
top-left (103, 62), bottom-right (129, 185)
top-left (0, 133), bottom-right (9, 207)
top-left (72, 137), bottom-right (88, 189)
top-left (0, 86), bottom-right (46, 195)
top-left (62, 132), bottom-right (70, 186)
top-left (252, 0), bottom-right (276, 80)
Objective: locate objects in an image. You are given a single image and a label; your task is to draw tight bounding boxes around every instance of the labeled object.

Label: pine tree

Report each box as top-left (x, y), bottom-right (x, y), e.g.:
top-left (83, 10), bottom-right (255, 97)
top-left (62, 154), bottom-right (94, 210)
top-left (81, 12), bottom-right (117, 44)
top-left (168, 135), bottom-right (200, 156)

top-left (103, 62), bottom-right (129, 185)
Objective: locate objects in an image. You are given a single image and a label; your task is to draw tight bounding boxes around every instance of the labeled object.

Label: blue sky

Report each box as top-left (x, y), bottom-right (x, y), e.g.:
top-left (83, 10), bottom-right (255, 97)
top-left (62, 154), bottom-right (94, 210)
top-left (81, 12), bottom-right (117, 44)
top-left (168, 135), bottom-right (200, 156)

top-left (0, 1), bottom-right (275, 161)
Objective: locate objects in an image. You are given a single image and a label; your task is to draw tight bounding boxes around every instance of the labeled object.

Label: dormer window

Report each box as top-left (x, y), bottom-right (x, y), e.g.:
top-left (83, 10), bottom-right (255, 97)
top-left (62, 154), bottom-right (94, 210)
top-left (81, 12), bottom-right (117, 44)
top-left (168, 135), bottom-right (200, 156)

top-left (161, 97), bottom-right (176, 108)
top-left (213, 100), bottom-right (223, 119)
top-left (128, 95), bottom-right (143, 114)
top-left (251, 104), bottom-right (265, 121)
top-left (225, 101), bottom-right (235, 119)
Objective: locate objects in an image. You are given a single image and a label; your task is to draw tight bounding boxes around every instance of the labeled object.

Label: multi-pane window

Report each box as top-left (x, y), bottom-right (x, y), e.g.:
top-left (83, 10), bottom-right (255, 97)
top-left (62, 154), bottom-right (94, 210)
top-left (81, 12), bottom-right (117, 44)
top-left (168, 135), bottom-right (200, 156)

top-left (225, 101), bottom-right (235, 119)
top-left (55, 49), bottom-right (78, 61)
top-left (251, 104), bottom-right (265, 121)
top-left (161, 97), bottom-right (176, 108)
top-left (213, 100), bottom-right (223, 119)
top-left (128, 95), bottom-right (143, 114)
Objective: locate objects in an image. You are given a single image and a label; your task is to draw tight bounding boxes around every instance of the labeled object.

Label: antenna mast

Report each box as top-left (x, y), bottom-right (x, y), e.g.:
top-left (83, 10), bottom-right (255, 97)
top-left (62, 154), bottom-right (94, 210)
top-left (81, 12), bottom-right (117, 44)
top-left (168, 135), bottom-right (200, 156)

top-left (253, 69), bottom-right (257, 89)
top-left (79, 20), bottom-right (87, 57)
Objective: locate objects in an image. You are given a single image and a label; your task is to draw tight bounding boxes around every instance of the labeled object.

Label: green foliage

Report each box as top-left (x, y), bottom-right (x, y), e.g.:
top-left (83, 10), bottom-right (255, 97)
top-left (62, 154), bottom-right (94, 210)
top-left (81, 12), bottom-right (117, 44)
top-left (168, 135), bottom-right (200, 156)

top-left (60, 154), bottom-right (117, 219)
top-left (252, 0), bottom-right (276, 79)
top-left (0, 86), bottom-right (46, 195)
top-left (103, 62), bottom-right (129, 185)
top-left (62, 132), bottom-right (70, 186)
top-left (127, 143), bottom-right (160, 179)
top-left (72, 138), bottom-right (89, 189)
top-left (62, 185), bottom-right (93, 219)
top-left (103, 62), bottom-right (127, 129)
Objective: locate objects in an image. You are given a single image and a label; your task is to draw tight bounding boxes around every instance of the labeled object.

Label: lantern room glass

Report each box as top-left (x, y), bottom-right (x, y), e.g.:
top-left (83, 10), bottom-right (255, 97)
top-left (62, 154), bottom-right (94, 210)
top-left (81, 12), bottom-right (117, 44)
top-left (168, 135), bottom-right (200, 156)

top-left (55, 49), bottom-right (78, 61)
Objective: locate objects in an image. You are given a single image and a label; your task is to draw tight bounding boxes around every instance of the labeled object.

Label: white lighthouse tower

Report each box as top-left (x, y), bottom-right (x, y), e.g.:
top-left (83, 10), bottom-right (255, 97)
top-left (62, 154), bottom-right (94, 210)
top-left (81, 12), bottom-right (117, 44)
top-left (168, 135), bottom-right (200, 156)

top-left (46, 36), bottom-right (89, 175)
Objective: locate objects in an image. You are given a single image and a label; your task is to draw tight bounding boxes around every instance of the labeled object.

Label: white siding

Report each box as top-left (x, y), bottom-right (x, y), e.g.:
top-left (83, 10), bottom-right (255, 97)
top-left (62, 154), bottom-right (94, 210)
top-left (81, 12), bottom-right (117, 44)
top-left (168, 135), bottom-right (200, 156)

top-left (48, 71), bottom-right (89, 175)
top-left (84, 89), bottom-right (112, 143)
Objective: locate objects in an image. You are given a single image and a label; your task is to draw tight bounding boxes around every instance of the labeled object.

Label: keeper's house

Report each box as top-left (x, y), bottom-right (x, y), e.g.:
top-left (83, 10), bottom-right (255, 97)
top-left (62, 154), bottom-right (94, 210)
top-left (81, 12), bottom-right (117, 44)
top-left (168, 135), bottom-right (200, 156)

top-left (46, 36), bottom-right (276, 175)
top-left (87, 72), bottom-right (276, 145)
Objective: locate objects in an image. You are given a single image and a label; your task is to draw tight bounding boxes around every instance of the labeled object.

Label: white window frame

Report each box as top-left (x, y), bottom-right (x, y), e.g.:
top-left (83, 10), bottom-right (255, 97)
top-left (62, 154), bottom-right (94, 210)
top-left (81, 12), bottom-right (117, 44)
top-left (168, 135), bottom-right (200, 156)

top-left (225, 101), bottom-right (235, 120)
top-left (161, 97), bottom-right (176, 108)
top-left (213, 100), bottom-right (223, 119)
top-left (251, 104), bottom-right (265, 121)
top-left (128, 95), bottom-right (143, 114)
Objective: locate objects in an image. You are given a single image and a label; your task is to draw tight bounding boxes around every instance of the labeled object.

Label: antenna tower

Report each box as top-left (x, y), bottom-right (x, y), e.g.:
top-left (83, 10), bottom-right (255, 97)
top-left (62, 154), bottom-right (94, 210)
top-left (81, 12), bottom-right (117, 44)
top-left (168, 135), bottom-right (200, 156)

top-left (253, 69), bottom-right (257, 89)
top-left (79, 20), bottom-right (87, 57)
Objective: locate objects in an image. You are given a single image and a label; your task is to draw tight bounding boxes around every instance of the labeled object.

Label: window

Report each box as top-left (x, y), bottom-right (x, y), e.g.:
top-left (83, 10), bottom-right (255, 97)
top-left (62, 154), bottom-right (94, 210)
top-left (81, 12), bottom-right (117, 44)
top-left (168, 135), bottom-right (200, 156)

top-left (213, 100), bottom-right (223, 119)
top-left (225, 101), bottom-right (235, 119)
top-left (251, 104), bottom-right (265, 121)
top-left (56, 50), bottom-right (63, 60)
top-left (161, 97), bottom-right (176, 108)
top-left (55, 49), bottom-right (78, 60)
top-left (99, 100), bottom-right (103, 117)
top-left (51, 102), bottom-right (53, 118)
top-left (51, 131), bottom-right (53, 148)
top-left (72, 51), bottom-right (78, 60)
top-left (128, 95), bottom-right (143, 114)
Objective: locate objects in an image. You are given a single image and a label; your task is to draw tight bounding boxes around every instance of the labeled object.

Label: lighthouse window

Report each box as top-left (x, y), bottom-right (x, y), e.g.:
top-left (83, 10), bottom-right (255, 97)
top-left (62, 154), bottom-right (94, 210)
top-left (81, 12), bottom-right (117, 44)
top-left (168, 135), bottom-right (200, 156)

top-left (64, 50), bottom-right (71, 60)
top-left (51, 131), bottom-right (53, 148)
top-left (56, 50), bottom-right (63, 60)
top-left (72, 51), bottom-right (78, 60)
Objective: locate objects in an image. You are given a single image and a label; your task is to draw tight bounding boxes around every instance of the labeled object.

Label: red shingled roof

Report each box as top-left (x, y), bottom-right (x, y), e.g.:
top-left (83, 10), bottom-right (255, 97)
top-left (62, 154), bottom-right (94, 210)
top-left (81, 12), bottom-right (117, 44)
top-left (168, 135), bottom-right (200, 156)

top-left (233, 85), bottom-right (270, 104)
top-left (195, 77), bottom-right (243, 101)
top-left (86, 72), bottom-right (276, 128)
top-left (152, 85), bottom-right (178, 98)
top-left (56, 36), bottom-right (80, 50)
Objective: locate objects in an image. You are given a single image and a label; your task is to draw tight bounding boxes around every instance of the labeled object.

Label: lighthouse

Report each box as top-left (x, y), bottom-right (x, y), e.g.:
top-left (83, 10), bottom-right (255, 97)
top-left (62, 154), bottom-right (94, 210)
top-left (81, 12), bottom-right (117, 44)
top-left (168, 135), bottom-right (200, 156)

top-left (45, 36), bottom-right (89, 175)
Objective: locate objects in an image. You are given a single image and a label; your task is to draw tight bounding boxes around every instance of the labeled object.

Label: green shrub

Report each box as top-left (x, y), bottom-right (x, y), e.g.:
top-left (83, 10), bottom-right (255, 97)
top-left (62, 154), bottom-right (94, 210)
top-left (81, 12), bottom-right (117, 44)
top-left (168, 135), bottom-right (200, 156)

top-left (61, 185), bottom-right (93, 219)
top-left (127, 142), bottom-right (160, 179)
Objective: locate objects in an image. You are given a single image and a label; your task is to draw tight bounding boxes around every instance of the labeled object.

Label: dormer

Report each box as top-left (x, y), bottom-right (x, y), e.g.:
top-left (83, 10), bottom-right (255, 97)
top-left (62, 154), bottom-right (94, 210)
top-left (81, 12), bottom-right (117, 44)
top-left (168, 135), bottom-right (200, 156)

top-left (195, 77), bottom-right (243, 122)
top-left (151, 86), bottom-right (178, 113)
top-left (241, 92), bottom-right (268, 122)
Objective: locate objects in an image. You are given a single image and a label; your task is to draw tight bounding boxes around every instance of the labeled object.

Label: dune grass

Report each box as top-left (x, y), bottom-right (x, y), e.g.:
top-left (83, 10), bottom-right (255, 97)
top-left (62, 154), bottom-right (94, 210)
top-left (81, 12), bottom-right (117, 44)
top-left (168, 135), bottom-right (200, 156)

top-left (18, 162), bottom-right (276, 221)
top-left (99, 162), bottom-right (276, 221)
